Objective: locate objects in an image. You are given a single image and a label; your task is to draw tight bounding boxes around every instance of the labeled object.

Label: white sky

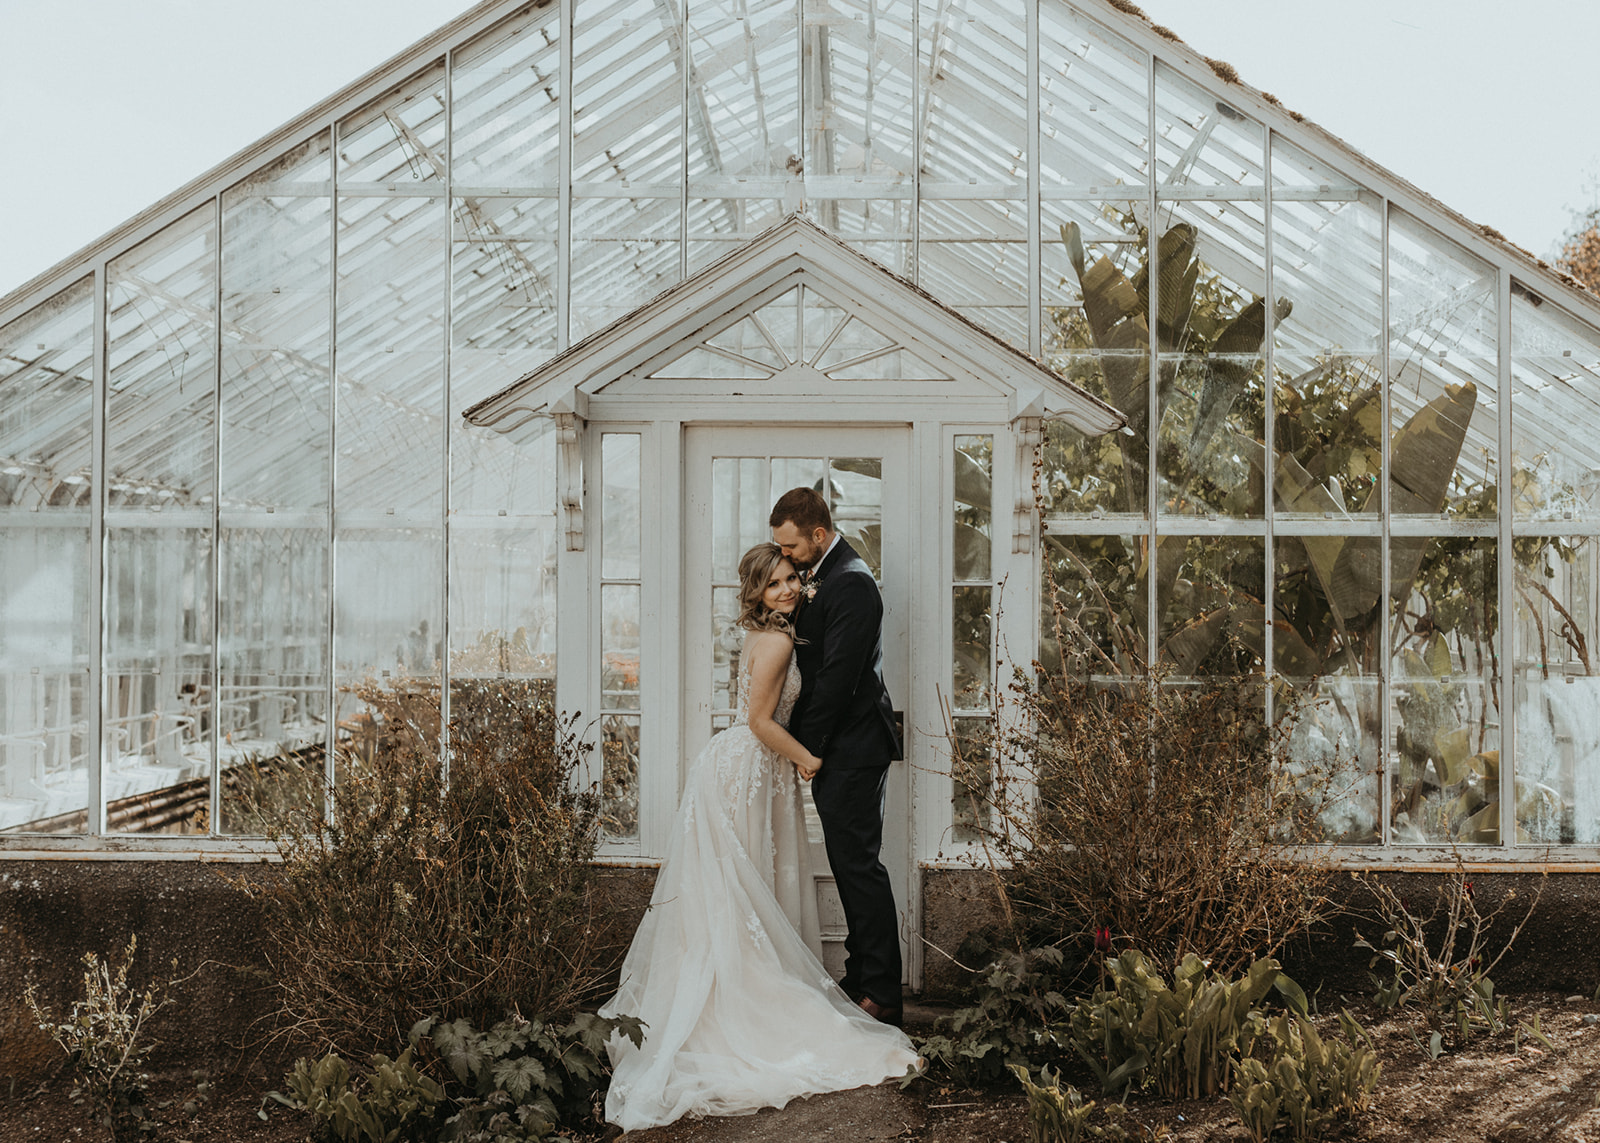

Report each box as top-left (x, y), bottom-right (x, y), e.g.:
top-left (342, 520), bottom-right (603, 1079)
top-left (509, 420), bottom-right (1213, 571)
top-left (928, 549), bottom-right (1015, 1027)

top-left (2, 0), bottom-right (1597, 300)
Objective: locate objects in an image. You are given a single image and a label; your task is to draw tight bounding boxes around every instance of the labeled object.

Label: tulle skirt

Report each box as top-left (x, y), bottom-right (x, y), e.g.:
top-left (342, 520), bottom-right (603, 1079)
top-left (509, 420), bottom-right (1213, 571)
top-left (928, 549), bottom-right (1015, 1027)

top-left (601, 725), bottom-right (919, 1132)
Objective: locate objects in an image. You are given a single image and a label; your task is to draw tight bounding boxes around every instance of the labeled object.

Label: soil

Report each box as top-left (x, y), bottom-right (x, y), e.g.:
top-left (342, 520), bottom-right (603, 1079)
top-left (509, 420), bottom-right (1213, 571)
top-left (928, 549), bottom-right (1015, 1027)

top-left (7, 993), bottom-right (1600, 1142)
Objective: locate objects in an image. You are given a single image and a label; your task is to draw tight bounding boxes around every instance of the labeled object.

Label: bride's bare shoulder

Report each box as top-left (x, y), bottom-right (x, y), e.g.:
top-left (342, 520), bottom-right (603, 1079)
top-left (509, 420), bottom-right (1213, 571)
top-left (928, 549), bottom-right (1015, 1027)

top-left (742, 628), bottom-right (794, 667)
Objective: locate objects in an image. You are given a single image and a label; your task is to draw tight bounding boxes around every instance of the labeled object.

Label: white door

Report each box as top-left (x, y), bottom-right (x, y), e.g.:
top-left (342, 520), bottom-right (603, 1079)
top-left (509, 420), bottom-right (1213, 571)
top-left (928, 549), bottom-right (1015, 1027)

top-left (683, 425), bottom-right (912, 984)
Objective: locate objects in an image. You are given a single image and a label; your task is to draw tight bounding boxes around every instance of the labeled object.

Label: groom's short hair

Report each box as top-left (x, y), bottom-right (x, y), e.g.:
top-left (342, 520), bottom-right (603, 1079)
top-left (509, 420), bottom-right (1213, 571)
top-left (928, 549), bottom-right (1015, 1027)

top-left (769, 486), bottom-right (832, 535)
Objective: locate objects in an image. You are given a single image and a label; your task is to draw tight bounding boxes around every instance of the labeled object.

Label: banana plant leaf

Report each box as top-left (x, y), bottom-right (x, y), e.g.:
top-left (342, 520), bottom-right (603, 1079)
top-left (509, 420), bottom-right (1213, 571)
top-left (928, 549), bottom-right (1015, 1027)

top-left (1232, 618), bottom-right (1322, 678)
top-left (1364, 381), bottom-right (1478, 601)
top-left (1187, 296), bottom-right (1292, 465)
top-left (1162, 606), bottom-right (1228, 675)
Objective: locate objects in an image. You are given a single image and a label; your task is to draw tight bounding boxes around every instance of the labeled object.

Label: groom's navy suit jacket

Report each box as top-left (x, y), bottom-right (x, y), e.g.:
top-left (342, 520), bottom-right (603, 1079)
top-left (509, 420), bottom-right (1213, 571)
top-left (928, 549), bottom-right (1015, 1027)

top-left (789, 538), bottom-right (902, 768)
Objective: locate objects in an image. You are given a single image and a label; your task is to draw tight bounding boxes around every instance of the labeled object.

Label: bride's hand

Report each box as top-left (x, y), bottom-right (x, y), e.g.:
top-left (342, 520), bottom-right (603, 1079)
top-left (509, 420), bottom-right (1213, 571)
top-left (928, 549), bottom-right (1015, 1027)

top-left (796, 755), bottom-right (821, 782)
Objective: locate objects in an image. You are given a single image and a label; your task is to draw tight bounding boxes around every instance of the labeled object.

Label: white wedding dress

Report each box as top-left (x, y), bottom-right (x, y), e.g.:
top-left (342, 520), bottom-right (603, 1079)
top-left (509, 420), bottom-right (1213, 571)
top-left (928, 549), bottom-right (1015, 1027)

top-left (602, 647), bottom-right (919, 1133)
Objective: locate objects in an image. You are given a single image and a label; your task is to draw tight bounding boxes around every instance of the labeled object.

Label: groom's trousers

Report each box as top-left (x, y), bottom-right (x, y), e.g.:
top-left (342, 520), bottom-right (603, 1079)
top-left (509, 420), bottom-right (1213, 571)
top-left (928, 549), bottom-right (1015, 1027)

top-left (810, 760), bottom-right (901, 1008)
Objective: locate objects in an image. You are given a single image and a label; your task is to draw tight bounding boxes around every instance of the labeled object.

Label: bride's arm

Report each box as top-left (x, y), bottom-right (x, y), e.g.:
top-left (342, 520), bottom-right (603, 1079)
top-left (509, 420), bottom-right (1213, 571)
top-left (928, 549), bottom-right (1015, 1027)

top-left (743, 631), bottom-right (822, 778)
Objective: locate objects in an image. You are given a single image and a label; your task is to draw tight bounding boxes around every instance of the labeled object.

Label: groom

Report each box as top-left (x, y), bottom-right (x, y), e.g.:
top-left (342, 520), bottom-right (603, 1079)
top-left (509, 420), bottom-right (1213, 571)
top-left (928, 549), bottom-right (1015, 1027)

top-left (770, 487), bottom-right (904, 1025)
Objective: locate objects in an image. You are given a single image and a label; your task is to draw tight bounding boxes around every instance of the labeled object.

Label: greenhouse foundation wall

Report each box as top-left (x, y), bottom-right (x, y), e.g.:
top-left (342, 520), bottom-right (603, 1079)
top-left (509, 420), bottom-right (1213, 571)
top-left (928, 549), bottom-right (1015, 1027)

top-left (5, 861), bottom-right (1600, 1085)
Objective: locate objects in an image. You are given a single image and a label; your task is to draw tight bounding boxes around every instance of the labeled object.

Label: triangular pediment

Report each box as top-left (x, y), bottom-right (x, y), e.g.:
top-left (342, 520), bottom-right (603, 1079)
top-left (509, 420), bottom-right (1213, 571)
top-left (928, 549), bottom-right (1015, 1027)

top-left (460, 215), bottom-right (1125, 435)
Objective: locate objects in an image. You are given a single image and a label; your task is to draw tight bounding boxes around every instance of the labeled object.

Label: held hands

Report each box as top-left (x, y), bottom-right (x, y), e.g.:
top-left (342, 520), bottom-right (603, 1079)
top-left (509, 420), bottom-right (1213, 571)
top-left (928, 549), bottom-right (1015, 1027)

top-left (795, 754), bottom-right (822, 783)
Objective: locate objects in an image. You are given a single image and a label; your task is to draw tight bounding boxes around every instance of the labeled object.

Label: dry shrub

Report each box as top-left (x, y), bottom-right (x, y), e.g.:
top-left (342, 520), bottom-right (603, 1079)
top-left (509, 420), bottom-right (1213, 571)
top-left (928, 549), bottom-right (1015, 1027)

top-left (237, 677), bottom-right (609, 1054)
top-left (984, 666), bottom-right (1337, 978)
top-left (1557, 217), bottom-right (1600, 292)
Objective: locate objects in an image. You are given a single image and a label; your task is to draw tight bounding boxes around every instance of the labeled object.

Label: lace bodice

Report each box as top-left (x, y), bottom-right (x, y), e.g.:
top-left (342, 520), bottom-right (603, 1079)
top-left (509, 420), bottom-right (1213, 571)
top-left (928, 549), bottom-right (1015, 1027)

top-left (734, 637), bottom-right (802, 729)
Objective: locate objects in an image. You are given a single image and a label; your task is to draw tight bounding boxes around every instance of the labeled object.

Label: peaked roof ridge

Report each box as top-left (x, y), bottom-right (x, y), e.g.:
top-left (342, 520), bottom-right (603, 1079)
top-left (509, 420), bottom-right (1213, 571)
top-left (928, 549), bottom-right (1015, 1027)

top-left (4, 0), bottom-right (1595, 328)
top-left (461, 212), bottom-right (1126, 435)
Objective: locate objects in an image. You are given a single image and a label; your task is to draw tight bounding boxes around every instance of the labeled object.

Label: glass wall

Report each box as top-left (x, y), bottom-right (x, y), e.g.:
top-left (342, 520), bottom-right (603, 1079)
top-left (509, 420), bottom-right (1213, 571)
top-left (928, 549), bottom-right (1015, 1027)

top-left (0, 278), bottom-right (94, 831)
top-left (4, 0), bottom-right (1600, 852)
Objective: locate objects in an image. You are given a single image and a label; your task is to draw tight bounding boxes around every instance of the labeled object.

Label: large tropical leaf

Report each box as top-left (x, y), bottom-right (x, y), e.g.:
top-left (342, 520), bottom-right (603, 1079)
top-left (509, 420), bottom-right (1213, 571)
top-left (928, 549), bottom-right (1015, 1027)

top-left (1187, 296), bottom-right (1292, 464)
top-left (1366, 381), bottom-right (1478, 601)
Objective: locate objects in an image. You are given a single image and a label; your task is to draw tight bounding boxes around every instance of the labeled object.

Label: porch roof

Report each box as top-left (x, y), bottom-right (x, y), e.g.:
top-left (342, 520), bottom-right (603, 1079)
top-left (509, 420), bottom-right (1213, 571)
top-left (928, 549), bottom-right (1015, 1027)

top-left (461, 213), bottom-right (1128, 436)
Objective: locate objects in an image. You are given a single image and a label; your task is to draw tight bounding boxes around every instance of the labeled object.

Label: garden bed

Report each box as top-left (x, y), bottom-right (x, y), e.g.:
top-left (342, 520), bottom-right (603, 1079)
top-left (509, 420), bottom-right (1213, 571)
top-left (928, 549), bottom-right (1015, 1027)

top-left (9, 992), bottom-right (1600, 1142)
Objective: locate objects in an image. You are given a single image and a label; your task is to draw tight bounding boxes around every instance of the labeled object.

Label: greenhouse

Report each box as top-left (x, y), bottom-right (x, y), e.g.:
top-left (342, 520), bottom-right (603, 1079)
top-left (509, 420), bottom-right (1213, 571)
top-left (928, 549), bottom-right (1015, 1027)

top-left (5, 0), bottom-right (1600, 988)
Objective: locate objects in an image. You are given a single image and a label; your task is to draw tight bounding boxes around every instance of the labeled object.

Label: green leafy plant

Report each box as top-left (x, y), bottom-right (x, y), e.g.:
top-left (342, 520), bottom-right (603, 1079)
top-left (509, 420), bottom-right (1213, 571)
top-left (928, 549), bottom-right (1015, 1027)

top-left (1228, 1010), bottom-right (1381, 1143)
top-left (914, 947), bottom-right (1073, 1085)
top-left (23, 934), bottom-right (175, 1142)
top-left (235, 678), bottom-right (614, 1053)
top-left (1009, 1064), bottom-right (1101, 1143)
top-left (1352, 865), bottom-right (1540, 1051)
top-left (269, 1049), bottom-right (445, 1143)
top-left (409, 1011), bottom-right (643, 1141)
top-left (1067, 950), bottom-right (1306, 1101)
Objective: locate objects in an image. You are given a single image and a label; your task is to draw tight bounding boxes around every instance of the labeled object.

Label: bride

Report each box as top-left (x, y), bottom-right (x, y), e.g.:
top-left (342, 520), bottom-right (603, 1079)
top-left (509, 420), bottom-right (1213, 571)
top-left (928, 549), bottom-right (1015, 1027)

top-left (601, 542), bottom-right (919, 1133)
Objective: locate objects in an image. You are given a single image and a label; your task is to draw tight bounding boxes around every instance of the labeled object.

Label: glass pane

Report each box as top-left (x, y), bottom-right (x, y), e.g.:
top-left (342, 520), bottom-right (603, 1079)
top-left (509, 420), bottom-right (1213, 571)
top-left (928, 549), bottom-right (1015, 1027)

top-left (601, 583), bottom-right (641, 711)
top-left (829, 455), bottom-right (882, 581)
top-left (1040, 533), bottom-right (1144, 675)
top-left (952, 586), bottom-right (991, 711)
top-left (1037, 5), bottom-right (1148, 190)
top-left (690, 0), bottom-right (798, 181)
top-left (106, 205), bottom-right (218, 834)
top-left (332, 530), bottom-right (444, 758)
top-left (1040, 200), bottom-right (1151, 516)
top-left (1154, 61), bottom-right (1263, 190)
top-left (917, 0), bottom-right (1027, 186)
top-left (1273, 535), bottom-right (1381, 676)
top-left (338, 62), bottom-right (448, 185)
top-left (1156, 535), bottom-right (1265, 678)
top-left (448, 519), bottom-right (558, 682)
top-left (712, 585), bottom-right (740, 714)
top-left (1387, 211), bottom-right (1499, 521)
top-left (953, 435), bottom-right (992, 582)
top-left (220, 137), bottom-right (332, 512)
top-left (1271, 140), bottom-right (1384, 523)
top-left (572, 0), bottom-right (683, 186)
top-left (216, 527), bottom-right (329, 835)
top-left (802, 0), bottom-right (915, 250)
top-left (0, 278), bottom-right (94, 833)
top-left (950, 716), bottom-right (992, 842)
top-left (570, 195), bottom-right (681, 342)
top-left (1511, 292), bottom-right (1600, 523)
top-left (334, 196), bottom-right (446, 513)
top-left (1513, 535), bottom-right (1600, 844)
top-left (688, 197), bottom-right (791, 275)
top-left (1154, 207), bottom-right (1268, 519)
top-left (104, 527), bottom-right (213, 833)
top-left (601, 713), bottom-right (640, 839)
top-left (711, 456), bottom-right (770, 581)
top-left (452, 6), bottom-right (561, 187)
top-left (602, 434), bottom-right (641, 581)
top-left (1389, 537), bottom-right (1499, 844)
top-left (917, 198), bottom-right (1027, 343)
top-left (1280, 676), bottom-right (1381, 844)
top-left (450, 195), bottom-right (560, 419)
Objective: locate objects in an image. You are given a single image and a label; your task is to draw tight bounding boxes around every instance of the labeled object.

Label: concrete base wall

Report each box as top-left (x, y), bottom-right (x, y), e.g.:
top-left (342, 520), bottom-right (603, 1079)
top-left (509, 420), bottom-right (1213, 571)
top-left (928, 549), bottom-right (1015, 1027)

top-left (5, 861), bottom-right (1599, 1084)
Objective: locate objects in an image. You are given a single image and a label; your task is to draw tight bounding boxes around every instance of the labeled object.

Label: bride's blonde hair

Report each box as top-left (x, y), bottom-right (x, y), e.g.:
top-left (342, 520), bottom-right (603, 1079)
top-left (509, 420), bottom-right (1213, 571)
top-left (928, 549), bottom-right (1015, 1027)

top-left (736, 542), bottom-right (799, 636)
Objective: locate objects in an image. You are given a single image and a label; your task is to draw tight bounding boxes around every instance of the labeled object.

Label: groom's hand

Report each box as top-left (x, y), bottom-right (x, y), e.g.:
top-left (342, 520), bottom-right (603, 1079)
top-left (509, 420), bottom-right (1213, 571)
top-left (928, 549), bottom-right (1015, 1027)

top-left (796, 756), bottom-right (821, 782)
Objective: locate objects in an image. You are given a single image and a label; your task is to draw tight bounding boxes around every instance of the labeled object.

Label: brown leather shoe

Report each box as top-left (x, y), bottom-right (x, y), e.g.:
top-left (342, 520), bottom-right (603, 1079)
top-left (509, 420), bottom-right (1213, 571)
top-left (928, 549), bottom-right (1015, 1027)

top-left (858, 995), bottom-right (904, 1028)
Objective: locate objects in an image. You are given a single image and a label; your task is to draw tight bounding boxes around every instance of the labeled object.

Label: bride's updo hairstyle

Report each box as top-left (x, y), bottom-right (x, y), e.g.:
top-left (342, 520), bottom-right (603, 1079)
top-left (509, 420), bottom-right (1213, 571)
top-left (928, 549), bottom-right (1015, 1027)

top-left (736, 542), bottom-right (799, 636)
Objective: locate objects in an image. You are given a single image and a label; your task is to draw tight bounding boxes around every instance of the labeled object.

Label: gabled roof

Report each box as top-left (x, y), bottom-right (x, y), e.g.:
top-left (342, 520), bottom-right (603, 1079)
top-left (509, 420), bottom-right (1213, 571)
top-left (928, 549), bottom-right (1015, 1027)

top-left (461, 214), bottom-right (1127, 435)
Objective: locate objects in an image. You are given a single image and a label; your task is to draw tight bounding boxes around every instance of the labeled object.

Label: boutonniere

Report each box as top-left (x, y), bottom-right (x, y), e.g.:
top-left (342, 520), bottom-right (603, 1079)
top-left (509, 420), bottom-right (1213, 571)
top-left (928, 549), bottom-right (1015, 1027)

top-left (799, 575), bottom-right (824, 603)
